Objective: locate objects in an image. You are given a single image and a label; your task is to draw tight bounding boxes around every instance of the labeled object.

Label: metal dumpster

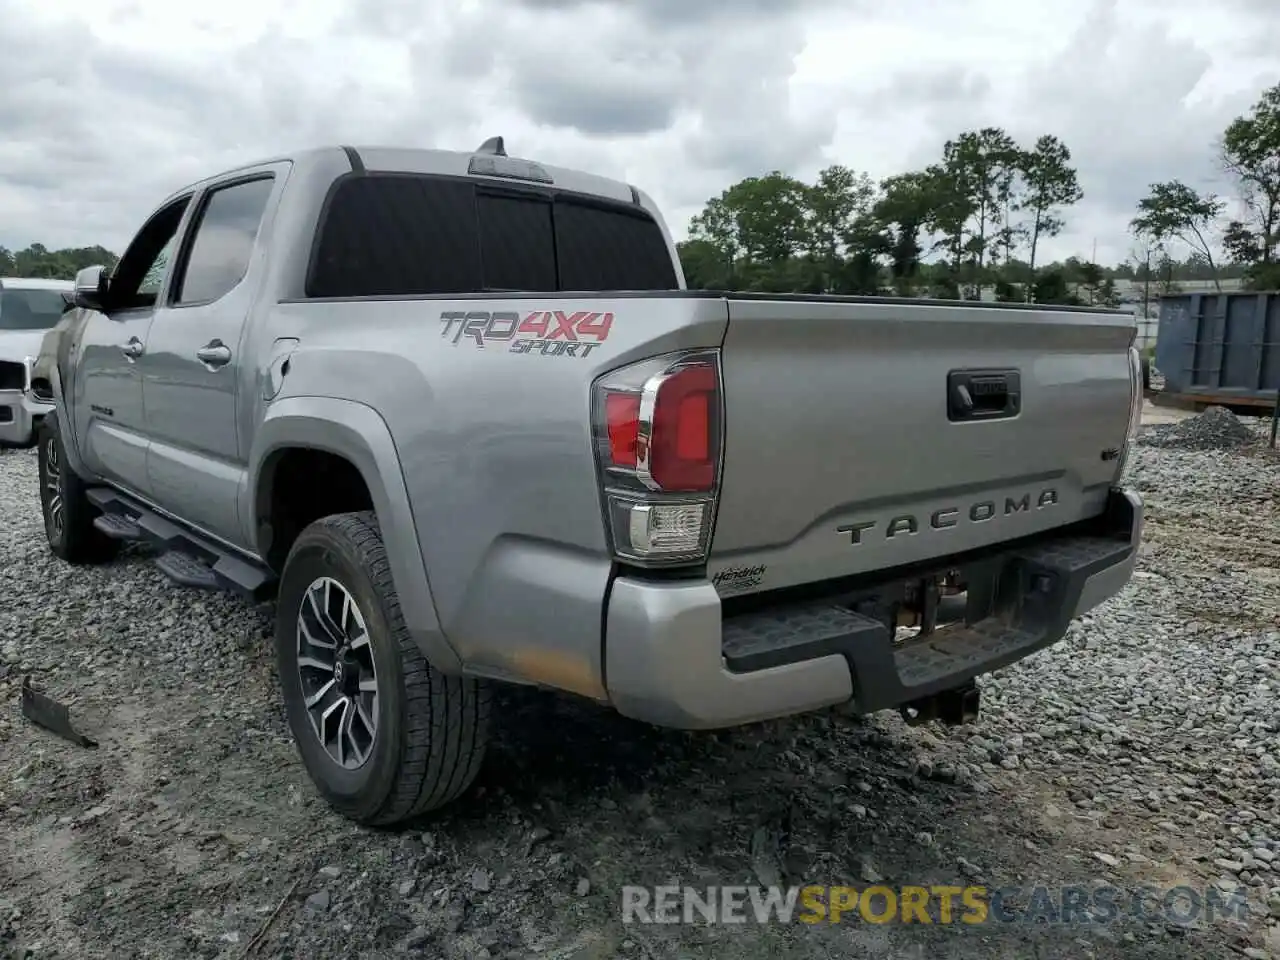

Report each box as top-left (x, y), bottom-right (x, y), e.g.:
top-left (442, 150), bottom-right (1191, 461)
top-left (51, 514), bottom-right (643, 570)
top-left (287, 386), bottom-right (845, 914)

top-left (1155, 291), bottom-right (1280, 406)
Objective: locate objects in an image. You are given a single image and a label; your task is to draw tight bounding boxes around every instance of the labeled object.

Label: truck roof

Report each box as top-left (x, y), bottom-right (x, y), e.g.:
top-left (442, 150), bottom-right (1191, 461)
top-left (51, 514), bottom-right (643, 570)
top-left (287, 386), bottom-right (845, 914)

top-left (160, 141), bottom-right (642, 211)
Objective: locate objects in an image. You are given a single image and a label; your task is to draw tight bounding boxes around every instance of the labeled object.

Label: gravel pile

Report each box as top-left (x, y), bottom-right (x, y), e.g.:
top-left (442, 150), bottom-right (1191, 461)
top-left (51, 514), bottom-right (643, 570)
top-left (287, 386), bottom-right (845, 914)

top-left (2, 433), bottom-right (1279, 959)
top-left (1138, 405), bottom-right (1264, 451)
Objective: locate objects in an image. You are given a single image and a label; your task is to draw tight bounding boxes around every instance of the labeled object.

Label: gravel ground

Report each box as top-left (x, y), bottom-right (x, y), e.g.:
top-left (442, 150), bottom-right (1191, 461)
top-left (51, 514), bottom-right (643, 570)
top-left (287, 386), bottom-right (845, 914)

top-left (1, 415), bottom-right (1279, 960)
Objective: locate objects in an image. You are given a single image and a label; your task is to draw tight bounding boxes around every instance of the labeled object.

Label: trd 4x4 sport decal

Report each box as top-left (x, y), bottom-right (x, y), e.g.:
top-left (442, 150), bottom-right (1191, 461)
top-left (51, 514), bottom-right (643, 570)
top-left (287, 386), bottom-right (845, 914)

top-left (440, 309), bottom-right (614, 358)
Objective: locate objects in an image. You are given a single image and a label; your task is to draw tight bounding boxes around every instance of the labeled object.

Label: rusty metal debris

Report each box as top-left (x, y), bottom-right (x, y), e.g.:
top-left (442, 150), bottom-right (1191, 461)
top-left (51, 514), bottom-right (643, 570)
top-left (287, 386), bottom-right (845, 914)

top-left (20, 675), bottom-right (98, 748)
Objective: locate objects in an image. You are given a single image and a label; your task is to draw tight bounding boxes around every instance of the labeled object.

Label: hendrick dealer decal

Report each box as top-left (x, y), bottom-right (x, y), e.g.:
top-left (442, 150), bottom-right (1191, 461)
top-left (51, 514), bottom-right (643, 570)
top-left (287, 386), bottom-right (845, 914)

top-left (440, 309), bottom-right (614, 358)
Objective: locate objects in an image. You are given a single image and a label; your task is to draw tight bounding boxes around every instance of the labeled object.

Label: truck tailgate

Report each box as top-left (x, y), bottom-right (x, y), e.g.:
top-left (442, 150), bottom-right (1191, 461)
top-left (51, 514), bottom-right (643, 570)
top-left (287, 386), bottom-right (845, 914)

top-left (708, 297), bottom-right (1135, 594)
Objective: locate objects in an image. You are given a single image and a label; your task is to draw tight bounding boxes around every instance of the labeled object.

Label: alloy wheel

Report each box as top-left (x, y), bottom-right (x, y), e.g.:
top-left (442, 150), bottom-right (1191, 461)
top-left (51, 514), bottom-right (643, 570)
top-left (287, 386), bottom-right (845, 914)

top-left (295, 576), bottom-right (380, 769)
top-left (45, 436), bottom-right (64, 542)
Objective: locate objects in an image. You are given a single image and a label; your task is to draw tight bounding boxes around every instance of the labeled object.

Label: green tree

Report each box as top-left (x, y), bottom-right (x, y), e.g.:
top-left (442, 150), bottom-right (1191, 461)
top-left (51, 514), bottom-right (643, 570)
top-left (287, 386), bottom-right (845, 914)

top-left (873, 171), bottom-right (936, 295)
top-left (1154, 252), bottom-right (1181, 296)
top-left (687, 196), bottom-right (740, 280)
top-left (805, 165), bottom-right (877, 293)
top-left (926, 128), bottom-right (1024, 297)
top-left (676, 238), bottom-right (731, 290)
top-left (721, 172), bottom-right (810, 264)
top-left (922, 161), bottom-right (973, 295)
top-left (1220, 82), bottom-right (1280, 288)
top-left (1131, 181), bottom-right (1225, 291)
top-left (1077, 261), bottom-right (1105, 305)
top-left (1096, 277), bottom-right (1121, 308)
top-left (1128, 236), bottom-right (1164, 319)
top-left (1018, 135), bottom-right (1083, 301)
top-left (1032, 268), bottom-right (1082, 306)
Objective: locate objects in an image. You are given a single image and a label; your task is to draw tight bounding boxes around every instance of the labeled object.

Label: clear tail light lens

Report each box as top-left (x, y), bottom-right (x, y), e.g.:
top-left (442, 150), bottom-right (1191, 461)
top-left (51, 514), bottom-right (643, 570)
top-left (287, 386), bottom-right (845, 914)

top-left (592, 350), bottom-right (723, 566)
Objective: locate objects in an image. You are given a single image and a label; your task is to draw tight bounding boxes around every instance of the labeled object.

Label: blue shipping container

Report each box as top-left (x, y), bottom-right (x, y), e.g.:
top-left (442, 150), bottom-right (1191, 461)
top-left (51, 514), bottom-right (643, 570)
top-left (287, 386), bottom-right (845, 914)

top-left (1155, 291), bottom-right (1280, 404)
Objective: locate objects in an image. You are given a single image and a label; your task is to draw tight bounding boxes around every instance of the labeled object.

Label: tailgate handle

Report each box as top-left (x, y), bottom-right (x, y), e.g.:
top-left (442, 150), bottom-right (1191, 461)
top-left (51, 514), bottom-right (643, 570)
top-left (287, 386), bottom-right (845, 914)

top-left (948, 370), bottom-right (1020, 422)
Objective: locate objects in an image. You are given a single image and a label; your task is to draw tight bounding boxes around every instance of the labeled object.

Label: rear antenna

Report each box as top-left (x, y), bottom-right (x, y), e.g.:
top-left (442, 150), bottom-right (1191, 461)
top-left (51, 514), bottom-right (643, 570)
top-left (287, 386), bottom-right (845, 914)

top-left (476, 136), bottom-right (507, 157)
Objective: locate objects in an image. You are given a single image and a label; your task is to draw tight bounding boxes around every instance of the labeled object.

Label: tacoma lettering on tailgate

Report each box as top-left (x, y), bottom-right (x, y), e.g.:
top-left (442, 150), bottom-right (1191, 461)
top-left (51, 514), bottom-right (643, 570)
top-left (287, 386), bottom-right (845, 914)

top-left (440, 309), bottom-right (613, 358)
top-left (838, 488), bottom-right (1059, 545)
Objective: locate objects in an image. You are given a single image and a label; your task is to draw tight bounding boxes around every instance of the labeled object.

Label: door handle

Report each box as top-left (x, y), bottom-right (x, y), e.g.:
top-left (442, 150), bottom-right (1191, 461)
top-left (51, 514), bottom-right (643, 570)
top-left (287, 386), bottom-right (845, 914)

top-left (196, 341), bottom-right (232, 368)
top-left (121, 337), bottom-right (145, 361)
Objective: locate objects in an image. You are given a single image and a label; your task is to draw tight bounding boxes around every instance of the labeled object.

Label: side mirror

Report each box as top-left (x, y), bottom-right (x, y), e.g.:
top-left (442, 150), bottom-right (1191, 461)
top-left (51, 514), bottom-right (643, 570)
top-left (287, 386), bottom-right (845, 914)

top-left (73, 266), bottom-right (109, 311)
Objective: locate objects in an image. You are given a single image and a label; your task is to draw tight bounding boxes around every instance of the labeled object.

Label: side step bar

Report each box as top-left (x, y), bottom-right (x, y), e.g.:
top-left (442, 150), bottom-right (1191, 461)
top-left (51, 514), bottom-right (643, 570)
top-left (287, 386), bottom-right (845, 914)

top-left (86, 488), bottom-right (276, 601)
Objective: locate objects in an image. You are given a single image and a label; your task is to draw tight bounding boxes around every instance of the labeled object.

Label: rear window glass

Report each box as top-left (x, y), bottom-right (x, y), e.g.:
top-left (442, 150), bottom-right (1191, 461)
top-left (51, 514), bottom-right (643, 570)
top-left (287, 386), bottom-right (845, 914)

top-left (477, 193), bottom-right (556, 291)
top-left (306, 174), bottom-right (677, 298)
top-left (555, 200), bottom-right (678, 291)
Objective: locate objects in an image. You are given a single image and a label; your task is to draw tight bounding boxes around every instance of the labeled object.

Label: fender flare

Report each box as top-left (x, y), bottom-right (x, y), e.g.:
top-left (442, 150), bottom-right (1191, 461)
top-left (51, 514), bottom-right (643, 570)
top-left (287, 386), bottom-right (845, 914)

top-left (246, 396), bottom-right (462, 673)
top-left (48, 355), bottom-right (92, 479)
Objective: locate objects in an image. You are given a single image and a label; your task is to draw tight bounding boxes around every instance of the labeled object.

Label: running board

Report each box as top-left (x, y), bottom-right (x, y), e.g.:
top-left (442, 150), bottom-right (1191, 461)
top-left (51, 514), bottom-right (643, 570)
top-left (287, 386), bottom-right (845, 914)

top-left (85, 487), bottom-right (276, 601)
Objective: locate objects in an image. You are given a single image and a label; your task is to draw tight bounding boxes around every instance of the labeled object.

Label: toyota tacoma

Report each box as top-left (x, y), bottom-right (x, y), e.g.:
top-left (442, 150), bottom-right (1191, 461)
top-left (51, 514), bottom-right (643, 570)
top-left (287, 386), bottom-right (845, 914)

top-left (35, 140), bottom-right (1145, 825)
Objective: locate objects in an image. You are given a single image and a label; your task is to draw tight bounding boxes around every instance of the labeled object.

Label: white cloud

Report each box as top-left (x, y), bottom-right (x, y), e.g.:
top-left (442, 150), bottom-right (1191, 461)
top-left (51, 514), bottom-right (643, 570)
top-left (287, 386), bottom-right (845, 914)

top-left (1, 0), bottom-right (1277, 267)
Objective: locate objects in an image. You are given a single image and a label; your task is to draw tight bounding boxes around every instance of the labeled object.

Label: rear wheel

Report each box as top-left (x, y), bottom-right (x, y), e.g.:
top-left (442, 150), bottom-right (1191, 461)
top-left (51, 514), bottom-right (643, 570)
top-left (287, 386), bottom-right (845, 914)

top-left (275, 511), bottom-right (490, 825)
top-left (37, 417), bottom-right (118, 564)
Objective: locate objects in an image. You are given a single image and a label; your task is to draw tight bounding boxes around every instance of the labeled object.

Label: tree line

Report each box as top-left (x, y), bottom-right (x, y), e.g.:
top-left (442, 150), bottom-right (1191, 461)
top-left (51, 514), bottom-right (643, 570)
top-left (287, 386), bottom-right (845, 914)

top-left (5, 82), bottom-right (1276, 304)
top-left (680, 80), bottom-right (1280, 303)
top-left (1, 244), bottom-right (119, 281)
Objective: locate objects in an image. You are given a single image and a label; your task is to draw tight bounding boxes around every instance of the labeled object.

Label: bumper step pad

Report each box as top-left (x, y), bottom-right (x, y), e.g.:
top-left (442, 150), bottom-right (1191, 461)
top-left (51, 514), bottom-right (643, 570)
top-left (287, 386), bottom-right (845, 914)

top-left (720, 533), bottom-right (1134, 714)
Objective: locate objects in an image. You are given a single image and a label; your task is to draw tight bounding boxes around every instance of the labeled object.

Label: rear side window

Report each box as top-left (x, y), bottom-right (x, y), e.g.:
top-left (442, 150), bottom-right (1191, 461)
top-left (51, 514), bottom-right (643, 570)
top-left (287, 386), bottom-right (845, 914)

top-left (175, 177), bottom-right (274, 305)
top-left (309, 176), bottom-right (481, 298)
top-left (306, 174), bottom-right (678, 298)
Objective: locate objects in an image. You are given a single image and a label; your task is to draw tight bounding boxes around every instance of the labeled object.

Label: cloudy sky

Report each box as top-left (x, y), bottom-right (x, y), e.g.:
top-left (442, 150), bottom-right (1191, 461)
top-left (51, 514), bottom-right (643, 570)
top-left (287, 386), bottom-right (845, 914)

top-left (2, 0), bottom-right (1277, 267)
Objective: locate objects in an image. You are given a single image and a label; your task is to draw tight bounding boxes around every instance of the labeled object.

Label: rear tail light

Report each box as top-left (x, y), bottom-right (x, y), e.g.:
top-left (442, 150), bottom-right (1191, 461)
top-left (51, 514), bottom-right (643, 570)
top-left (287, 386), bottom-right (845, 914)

top-left (592, 350), bottom-right (723, 565)
top-left (1115, 345), bottom-right (1144, 481)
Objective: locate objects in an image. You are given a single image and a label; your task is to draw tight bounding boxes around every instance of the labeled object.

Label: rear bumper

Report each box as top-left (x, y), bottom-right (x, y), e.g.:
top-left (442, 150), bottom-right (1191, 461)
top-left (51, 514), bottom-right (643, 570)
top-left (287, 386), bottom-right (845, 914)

top-left (605, 487), bottom-right (1143, 730)
top-left (0, 389), bottom-right (51, 446)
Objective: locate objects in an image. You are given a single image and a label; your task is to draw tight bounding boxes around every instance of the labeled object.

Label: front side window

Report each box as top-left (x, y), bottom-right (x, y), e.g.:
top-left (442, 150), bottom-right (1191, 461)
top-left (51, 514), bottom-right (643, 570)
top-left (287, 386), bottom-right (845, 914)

top-left (108, 196), bottom-right (191, 310)
top-left (139, 238), bottom-right (176, 297)
top-left (0, 288), bottom-right (68, 330)
top-left (174, 177), bottom-right (275, 305)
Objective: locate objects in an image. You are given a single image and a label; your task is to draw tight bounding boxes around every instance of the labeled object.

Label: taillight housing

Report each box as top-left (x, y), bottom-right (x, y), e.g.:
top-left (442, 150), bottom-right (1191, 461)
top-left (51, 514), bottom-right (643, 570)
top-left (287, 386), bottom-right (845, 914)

top-left (592, 350), bottom-right (723, 566)
top-left (1115, 344), bottom-right (1144, 481)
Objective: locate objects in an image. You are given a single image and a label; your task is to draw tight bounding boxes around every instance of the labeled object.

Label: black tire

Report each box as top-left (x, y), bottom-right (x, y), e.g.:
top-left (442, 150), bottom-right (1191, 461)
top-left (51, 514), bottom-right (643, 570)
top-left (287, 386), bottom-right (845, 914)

top-left (275, 511), bottom-right (490, 825)
top-left (1141, 355), bottom-right (1151, 391)
top-left (37, 416), bottom-right (119, 564)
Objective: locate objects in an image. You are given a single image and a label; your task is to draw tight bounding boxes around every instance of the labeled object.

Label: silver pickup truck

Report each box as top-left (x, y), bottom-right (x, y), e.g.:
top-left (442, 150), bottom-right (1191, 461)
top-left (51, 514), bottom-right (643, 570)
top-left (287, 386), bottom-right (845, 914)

top-left (35, 140), bottom-right (1145, 825)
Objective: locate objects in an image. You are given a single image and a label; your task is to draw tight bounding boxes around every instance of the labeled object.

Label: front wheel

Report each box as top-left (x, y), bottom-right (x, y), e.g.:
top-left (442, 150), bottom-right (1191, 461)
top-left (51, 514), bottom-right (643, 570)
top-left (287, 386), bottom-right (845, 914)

top-left (37, 417), bottom-right (118, 564)
top-left (275, 511), bottom-right (490, 825)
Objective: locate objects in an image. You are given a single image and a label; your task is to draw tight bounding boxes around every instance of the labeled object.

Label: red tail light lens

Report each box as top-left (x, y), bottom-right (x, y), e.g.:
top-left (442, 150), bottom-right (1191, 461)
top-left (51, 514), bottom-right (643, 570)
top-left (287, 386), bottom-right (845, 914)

top-left (650, 363), bottom-right (716, 491)
top-left (605, 392), bottom-right (641, 468)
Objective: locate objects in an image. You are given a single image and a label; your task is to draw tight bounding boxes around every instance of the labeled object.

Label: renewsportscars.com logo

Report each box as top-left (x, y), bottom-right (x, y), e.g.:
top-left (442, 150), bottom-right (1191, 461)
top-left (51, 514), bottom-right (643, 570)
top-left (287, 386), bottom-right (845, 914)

top-left (620, 883), bottom-right (1255, 927)
top-left (440, 309), bottom-right (614, 358)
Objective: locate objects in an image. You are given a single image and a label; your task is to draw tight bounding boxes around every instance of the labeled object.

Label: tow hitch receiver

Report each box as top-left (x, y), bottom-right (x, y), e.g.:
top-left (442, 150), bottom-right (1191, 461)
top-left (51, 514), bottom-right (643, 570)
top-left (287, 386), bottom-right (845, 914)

top-left (900, 682), bottom-right (981, 727)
